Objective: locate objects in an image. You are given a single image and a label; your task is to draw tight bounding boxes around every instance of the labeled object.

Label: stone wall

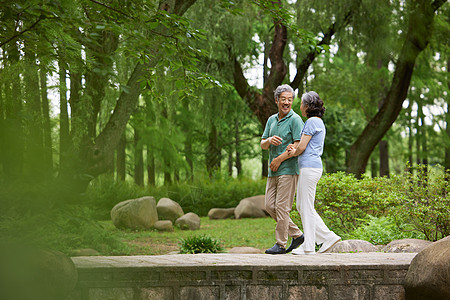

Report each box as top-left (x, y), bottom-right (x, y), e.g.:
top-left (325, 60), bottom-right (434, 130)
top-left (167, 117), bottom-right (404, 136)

top-left (70, 253), bottom-right (415, 300)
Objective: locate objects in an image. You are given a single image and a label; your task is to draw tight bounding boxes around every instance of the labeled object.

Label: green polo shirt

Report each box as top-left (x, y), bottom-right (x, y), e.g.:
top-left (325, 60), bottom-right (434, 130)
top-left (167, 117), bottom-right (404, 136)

top-left (262, 109), bottom-right (304, 177)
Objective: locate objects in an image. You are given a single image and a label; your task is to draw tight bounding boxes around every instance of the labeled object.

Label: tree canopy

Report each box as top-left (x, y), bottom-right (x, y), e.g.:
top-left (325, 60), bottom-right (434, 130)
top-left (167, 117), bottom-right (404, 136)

top-left (0, 0), bottom-right (448, 188)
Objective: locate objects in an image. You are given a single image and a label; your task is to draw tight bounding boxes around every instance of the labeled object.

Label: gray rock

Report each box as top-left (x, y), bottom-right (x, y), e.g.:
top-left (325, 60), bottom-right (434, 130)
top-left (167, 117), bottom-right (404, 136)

top-left (111, 196), bottom-right (158, 229)
top-left (157, 197), bottom-right (184, 222)
top-left (176, 212), bottom-right (200, 230)
top-left (228, 247), bottom-right (262, 254)
top-left (208, 208), bottom-right (235, 219)
top-left (240, 195), bottom-right (268, 215)
top-left (154, 220), bottom-right (174, 232)
top-left (404, 235), bottom-right (450, 300)
top-left (234, 199), bottom-right (266, 219)
top-left (327, 239), bottom-right (378, 253)
top-left (382, 238), bottom-right (432, 253)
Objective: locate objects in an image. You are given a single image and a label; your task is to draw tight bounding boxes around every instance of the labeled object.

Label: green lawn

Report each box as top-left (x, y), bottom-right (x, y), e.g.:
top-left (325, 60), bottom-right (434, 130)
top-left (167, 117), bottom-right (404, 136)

top-left (103, 217), bottom-right (280, 255)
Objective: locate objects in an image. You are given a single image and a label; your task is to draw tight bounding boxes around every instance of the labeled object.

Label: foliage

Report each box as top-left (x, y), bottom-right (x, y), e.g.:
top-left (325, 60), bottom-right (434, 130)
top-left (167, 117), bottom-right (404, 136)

top-left (84, 174), bottom-right (267, 219)
top-left (179, 234), bottom-right (224, 254)
top-left (389, 165), bottom-right (450, 241)
top-left (290, 167), bottom-right (449, 242)
top-left (0, 206), bottom-right (130, 256)
top-left (347, 215), bottom-right (425, 245)
top-left (83, 174), bottom-right (149, 219)
top-left (157, 175), bottom-right (267, 216)
top-left (307, 172), bottom-right (395, 234)
top-left (104, 217), bottom-right (276, 255)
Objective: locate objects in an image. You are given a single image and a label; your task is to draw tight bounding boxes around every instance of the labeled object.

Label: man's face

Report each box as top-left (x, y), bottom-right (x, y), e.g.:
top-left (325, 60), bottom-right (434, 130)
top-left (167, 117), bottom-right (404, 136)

top-left (277, 91), bottom-right (294, 118)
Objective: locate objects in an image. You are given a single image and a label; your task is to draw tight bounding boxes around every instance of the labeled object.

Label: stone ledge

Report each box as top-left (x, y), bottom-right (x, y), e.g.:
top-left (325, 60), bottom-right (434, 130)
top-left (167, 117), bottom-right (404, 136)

top-left (70, 253), bottom-right (416, 300)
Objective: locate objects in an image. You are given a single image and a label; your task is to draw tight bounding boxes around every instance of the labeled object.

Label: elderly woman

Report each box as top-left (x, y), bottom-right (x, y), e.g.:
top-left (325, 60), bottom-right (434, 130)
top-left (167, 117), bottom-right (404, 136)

top-left (287, 91), bottom-right (341, 255)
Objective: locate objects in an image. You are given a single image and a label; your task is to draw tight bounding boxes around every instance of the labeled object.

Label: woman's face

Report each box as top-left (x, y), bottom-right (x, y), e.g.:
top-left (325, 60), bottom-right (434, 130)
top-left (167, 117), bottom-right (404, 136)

top-left (300, 101), bottom-right (307, 117)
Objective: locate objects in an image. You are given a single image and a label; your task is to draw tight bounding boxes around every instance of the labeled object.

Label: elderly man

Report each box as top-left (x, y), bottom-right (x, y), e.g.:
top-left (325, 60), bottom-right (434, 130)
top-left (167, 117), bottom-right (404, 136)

top-left (260, 84), bottom-right (305, 254)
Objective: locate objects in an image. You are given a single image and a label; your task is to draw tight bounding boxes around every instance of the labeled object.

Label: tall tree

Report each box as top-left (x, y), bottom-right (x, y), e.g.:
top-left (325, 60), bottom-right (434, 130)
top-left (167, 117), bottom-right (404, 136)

top-left (347, 0), bottom-right (446, 177)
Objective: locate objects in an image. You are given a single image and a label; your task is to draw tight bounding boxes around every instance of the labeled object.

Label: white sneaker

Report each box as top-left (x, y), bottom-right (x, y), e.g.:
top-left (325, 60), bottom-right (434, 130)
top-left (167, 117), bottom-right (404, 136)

top-left (292, 245), bottom-right (315, 255)
top-left (318, 235), bottom-right (341, 253)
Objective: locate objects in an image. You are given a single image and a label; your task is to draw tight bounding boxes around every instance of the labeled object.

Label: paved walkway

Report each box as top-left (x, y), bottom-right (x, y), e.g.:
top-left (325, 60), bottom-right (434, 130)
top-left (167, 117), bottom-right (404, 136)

top-left (72, 252), bottom-right (417, 268)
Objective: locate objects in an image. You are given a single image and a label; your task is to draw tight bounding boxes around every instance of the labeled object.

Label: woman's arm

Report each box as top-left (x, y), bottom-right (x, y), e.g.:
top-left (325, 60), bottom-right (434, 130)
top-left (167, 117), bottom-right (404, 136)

top-left (269, 140), bottom-right (300, 172)
top-left (287, 134), bottom-right (312, 156)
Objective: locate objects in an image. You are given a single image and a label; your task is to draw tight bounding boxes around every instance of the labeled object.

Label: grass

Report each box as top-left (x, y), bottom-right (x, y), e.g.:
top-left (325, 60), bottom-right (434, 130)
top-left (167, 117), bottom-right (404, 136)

top-left (100, 217), bottom-right (279, 255)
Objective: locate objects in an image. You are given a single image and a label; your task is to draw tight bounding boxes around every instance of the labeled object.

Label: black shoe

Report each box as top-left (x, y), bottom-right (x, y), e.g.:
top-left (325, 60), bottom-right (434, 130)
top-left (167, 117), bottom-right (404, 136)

top-left (265, 244), bottom-right (286, 254)
top-left (286, 234), bottom-right (304, 253)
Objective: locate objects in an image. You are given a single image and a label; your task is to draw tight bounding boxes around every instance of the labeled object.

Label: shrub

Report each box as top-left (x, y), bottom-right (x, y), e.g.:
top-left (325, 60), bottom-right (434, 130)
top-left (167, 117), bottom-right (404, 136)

top-left (84, 174), bottom-right (267, 219)
top-left (0, 206), bottom-right (131, 256)
top-left (160, 176), bottom-right (266, 216)
top-left (179, 234), bottom-right (224, 254)
top-left (307, 172), bottom-right (394, 233)
top-left (83, 175), bottom-right (149, 220)
top-left (389, 165), bottom-right (450, 241)
top-left (347, 215), bottom-right (425, 245)
top-left (290, 166), bottom-right (449, 242)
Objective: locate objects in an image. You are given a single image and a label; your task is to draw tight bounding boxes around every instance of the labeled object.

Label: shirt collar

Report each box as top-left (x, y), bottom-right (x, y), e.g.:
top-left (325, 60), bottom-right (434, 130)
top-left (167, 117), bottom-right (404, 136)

top-left (277, 109), bottom-right (293, 121)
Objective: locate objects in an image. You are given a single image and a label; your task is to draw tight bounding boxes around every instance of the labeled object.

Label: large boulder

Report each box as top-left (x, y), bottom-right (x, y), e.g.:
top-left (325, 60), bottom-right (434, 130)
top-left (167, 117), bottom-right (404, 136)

top-left (234, 198), bottom-right (267, 219)
top-left (111, 196), bottom-right (158, 229)
top-left (208, 208), bottom-right (235, 219)
top-left (154, 220), bottom-right (174, 232)
top-left (175, 212), bottom-right (200, 230)
top-left (240, 195), bottom-right (268, 214)
top-left (404, 236), bottom-right (450, 300)
top-left (383, 238), bottom-right (432, 253)
top-left (0, 245), bottom-right (78, 300)
top-left (327, 239), bottom-right (378, 253)
top-left (157, 197), bottom-right (184, 222)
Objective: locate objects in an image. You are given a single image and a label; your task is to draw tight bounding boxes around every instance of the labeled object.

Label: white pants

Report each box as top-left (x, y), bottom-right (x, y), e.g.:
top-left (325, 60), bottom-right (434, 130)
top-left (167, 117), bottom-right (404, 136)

top-left (296, 168), bottom-right (337, 252)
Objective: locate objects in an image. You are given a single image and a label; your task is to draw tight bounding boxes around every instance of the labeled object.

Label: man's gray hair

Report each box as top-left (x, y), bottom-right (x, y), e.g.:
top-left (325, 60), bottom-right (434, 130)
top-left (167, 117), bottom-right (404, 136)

top-left (274, 84), bottom-right (294, 101)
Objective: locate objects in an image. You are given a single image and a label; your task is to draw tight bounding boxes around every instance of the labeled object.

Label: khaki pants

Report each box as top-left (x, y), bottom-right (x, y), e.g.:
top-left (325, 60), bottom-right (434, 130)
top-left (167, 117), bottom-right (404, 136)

top-left (265, 174), bottom-right (303, 248)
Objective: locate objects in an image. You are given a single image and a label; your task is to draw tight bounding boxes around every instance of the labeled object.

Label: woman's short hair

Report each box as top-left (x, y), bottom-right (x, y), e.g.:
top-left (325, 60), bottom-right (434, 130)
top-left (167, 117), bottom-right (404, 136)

top-left (301, 91), bottom-right (325, 118)
top-left (274, 84), bottom-right (294, 101)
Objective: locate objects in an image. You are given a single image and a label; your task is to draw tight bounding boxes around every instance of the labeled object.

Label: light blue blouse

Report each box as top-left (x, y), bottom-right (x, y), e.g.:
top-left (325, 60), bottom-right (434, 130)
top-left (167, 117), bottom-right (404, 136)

top-left (298, 117), bottom-right (325, 169)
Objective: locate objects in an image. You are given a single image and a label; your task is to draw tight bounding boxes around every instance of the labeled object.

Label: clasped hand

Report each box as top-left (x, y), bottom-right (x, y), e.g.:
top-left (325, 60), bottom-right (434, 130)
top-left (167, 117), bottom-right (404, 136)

top-left (269, 144), bottom-right (297, 172)
top-left (286, 144), bottom-right (297, 156)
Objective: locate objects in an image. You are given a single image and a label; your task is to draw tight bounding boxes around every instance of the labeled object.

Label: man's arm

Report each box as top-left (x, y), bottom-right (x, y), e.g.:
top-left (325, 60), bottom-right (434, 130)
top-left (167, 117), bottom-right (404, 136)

top-left (261, 135), bottom-right (282, 150)
top-left (269, 140), bottom-right (300, 172)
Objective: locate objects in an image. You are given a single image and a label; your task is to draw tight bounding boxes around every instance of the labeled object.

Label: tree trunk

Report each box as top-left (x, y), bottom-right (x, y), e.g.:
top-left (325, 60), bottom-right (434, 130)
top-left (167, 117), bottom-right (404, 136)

top-left (370, 155), bottom-right (377, 178)
top-left (84, 29), bottom-right (118, 139)
top-left (206, 123), bottom-right (220, 177)
top-left (39, 67), bottom-right (53, 174)
top-left (235, 118), bottom-right (242, 176)
top-left (77, 0), bottom-right (197, 180)
top-left (379, 140), bottom-right (389, 177)
top-left (134, 127), bottom-right (144, 186)
top-left (24, 41), bottom-right (44, 177)
top-left (407, 100), bottom-right (414, 174)
top-left (228, 151), bottom-right (233, 176)
top-left (346, 0), bottom-right (445, 177)
top-left (416, 101), bottom-right (422, 167)
top-left (147, 146), bottom-right (155, 186)
top-left (445, 58), bottom-right (450, 175)
top-left (116, 132), bottom-right (126, 181)
top-left (58, 58), bottom-right (71, 175)
top-left (182, 100), bottom-right (193, 181)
